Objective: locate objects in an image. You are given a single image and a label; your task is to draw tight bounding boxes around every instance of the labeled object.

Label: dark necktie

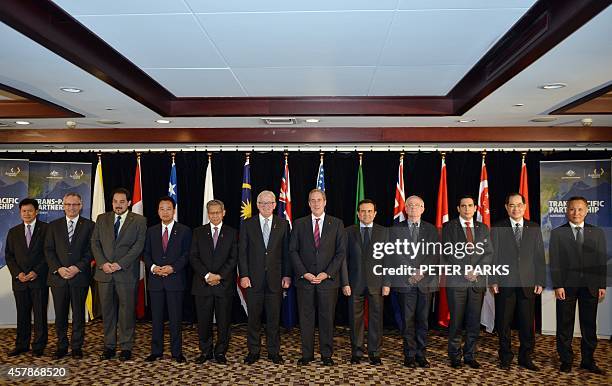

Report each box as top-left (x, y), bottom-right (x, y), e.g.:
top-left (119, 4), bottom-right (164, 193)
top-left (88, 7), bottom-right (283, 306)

top-left (314, 218), bottom-right (321, 249)
top-left (114, 216), bottom-right (121, 239)
top-left (575, 226), bottom-right (583, 247)
top-left (465, 221), bottom-right (474, 243)
top-left (411, 222), bottom-right (418, 243)
top-left (26, 224), bottom-right (32, 247)
top-left (362, 226), bottom-right (370, 248)
top-left (514, 223), bottom-right (522, 247)
top-left (162, 226), bottom-right (169, 252)
top-left (213, 226), bottom-right (219, 249)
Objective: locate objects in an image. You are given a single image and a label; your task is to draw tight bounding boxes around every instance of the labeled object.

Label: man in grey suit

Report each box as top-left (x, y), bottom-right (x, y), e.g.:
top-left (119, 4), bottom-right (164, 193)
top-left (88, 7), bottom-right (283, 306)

top-left (91, 187), bottom-right (146, 361)
top-left (290, 188), bottom-right (346, 366)
top-left (341, 199), bottom-right (390, 366)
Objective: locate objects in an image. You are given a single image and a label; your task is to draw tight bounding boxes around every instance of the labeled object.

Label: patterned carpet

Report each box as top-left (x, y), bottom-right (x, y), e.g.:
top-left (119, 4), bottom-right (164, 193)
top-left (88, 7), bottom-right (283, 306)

top-left (0, 321), bottom-right (609, 385)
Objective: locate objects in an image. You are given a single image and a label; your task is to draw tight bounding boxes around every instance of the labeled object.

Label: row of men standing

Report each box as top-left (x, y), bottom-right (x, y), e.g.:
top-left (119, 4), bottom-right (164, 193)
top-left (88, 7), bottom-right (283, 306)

top-left (4, 188), bottom-right (607, 375)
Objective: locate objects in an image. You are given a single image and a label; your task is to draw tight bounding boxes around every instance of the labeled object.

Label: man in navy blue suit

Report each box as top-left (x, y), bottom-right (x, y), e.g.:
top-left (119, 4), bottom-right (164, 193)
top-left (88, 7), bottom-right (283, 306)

top-left (144, 196), bottom-right (192, 363)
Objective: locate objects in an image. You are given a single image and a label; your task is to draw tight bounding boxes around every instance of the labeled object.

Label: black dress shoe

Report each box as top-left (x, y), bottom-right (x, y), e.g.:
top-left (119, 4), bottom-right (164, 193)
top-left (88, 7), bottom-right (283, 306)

top-left (404, 357), bottom-right (417, 368)
top-left (145, 354), bottom-right (162, 362)
top-left (350, 355), bottom-right (361, 364)
top-left (559, 362), bottom-right (572, 373)
top-left (416, 357), bottom-right (430, 368)
top-left (580, 363), bottom-right (605, 375)
top-left (71, 349), bottom-right (83, 359)
top-left (215, 354), bottom-right (227, 364)
top-left (119, 350), bottom-right (132, 361)
top-left (499, 361), bottom-right (511, 370)
top-left (8, 348), bottom-right (29, 357)
top-left (518, 360), bottom-right (539, 371)
top-left (173, 354), bottom-right (187, 363)
top-left (321, 357), bottom-right (334, 366)
top-left (450, 359), bottom-right (463, 369)
top-left (297, 357), bottom-right (314, 366)
top-left (52, 349), bottom-right (68, 360)
top-left (464, 359), bottom-right (481, 369)
top-left (195, 353), bottom-right (213, 364)
top-left (100, 349), bottom-right (115, 360)
top-left (32, 349), bottom-right (44, 357)
top-left (369, 356), bottom-right (382, 366)
top-left (268, 354), bottom-right (284, 364)
top-left (244, 353), bottom-right (260, 364)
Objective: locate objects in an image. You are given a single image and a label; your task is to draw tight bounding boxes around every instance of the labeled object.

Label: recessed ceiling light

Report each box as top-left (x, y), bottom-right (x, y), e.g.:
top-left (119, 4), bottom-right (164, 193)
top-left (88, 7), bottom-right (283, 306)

top-left (530, 117), bottom-right (557, 122)
top-left (105, 107), bottom-right (115, 111)
top-left (513, 103), bottom-right (525, 107)
top-left (15, 121), bottom-right (31, 125)
top-left (539, 83), bottom-right (566, 90)
top-left (96, 119), bottom-right (121, 125)
top-left (457, 119), bottom-right (475, 123)
top-left (261, 117), bottom-right (297, 125)
top-left (305, 118), bottom-right (320, 123)
top-left (156, 119), bottom-right (171, 124)
top-left (60, 87), bottom-right (82, 93)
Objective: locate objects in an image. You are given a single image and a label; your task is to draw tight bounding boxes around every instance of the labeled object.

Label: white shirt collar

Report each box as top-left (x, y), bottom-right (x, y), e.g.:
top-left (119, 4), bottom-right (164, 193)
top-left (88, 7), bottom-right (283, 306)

top-left (115, 211), bottom-right (129, 221)
top-left (459, 216), bottom-right (474, 227)
top-left (66, 215), bottom-right (79, 224)
top-left (360, 221), bottom-right (373, 228)
top-left (569, 221), bottom-right (585, 229)
top-left (210, 222), bottom-right (223, 232)
top-left (312, 213), bottom-right (325, 223)
top-left (24, 219), bottom-right (36, 229)
top-left (162, 220), bottom-right (175, 234)
top-left (509, 218), bottom-right (524, 227)
top-left (259, 213), bottom-right (273, 223)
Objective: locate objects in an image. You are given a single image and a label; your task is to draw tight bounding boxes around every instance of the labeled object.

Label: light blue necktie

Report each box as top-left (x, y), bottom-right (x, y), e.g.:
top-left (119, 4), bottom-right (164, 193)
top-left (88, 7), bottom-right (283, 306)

top-left (263, 218), bottom-right (270, 248)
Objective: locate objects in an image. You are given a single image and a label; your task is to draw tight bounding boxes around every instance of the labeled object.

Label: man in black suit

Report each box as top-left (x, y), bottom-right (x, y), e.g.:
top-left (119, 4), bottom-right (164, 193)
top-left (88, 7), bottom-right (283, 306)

top-left (490, 193), bottom-right (545, 371)
top-left (392, 195), bottom-right (439, 368)
top-left (239, 190), bottom-right (291, 365)
top-left (5, 198), bottom-right (48, 357)
top-left (190, 199), bottom-right (238, 365)
top-left (290, 188), bottom-right (346, 366)
top-left (442, 194), bottom-right (493, 369)
top-left (550, 196), bottom-right (607, 375)
top-left (144, 196), bottom-right (192, 363)
top-left (91, 187), bottom-right (147, 362)
top-left (340, 199), bottom-right (389, 366)
top-left (44, 192), bottom-right (95, 360)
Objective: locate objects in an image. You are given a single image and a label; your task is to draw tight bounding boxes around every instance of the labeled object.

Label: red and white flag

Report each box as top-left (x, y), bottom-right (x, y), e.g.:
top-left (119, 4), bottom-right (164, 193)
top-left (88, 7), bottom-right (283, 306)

top-left (436, 157), bottom-right (450, 327)
top-left (393, 155), bottom-right (407, 223)
top-left (519, 156), bottom-right (530, 220)
top-left (477, 157), bottom-right (495, 332)
top-left (132, 156), bottom-right (146, 319)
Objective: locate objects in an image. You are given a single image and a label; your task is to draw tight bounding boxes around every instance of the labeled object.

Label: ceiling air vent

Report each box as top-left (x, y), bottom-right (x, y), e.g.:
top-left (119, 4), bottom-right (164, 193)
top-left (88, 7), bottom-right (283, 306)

top-left (261, 117), bottom-right (297, 125)
top-left (0, 121), bottom-right (14, 127)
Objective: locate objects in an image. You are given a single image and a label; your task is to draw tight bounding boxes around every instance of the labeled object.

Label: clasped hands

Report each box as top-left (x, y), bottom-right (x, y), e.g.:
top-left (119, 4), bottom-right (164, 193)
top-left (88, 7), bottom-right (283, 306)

top-left (101, 262), bottom-right (122, 274)
top-left (17, 271), bottom-right (38, 282)
top-left (240, 276), bottom-right (292, 289)
top-left (152, 265), bottom-right (175, 277)
top-left (205, 273), bottom-right (222, 286)
top-left (303, 272), bottom-right (329, 285)
top-left (57, 265), bottom-right (80, 280)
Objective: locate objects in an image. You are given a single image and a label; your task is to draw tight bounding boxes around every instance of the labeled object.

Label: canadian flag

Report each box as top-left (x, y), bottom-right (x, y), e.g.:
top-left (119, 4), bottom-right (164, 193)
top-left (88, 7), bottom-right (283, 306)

top-left (519, 155), bottom-right (530, 220)
top-left (132, 156), bottom-right (146, 319)
top-left (436, 156), bottom-right (450, 327)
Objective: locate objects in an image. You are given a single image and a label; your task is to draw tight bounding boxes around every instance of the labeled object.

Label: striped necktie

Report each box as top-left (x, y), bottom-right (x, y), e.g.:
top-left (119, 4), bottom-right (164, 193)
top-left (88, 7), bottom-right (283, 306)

top-left (68, 220), bottom-right (75, 243)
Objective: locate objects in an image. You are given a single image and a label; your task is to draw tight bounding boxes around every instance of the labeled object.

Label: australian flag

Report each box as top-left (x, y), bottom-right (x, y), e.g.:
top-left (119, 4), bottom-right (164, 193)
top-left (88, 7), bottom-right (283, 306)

top-left (168, 158), bottom-right (178, 221)
top-left (278, 157), bottom-right (297, 328)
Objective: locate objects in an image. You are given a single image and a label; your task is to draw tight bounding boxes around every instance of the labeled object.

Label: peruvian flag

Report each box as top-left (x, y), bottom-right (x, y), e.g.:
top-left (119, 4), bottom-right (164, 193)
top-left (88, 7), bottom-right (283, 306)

top-left (132, 156), bottom-right (146, 319)
top-left (393, 155), bottom-right (407, 223)
top-left (519, 156), bottom-right (530, 220)
top-left (436, 157), bottom-right (450, 328)
top-left (477, 157), bottom-right (494, 333)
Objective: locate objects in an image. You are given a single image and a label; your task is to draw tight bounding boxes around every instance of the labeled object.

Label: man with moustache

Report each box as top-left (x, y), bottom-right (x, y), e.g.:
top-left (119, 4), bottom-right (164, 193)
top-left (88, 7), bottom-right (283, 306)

top-left (340, 199), bottom-right (390, 366)
top-left (290, 188), bottom-right (346, 366)
top-left (550, 196), bottom-right (607, 375)
top-left (191, 199), bottom-right (238, 365)
top-left (490, 193), bottom-right (545, 371)
top-left (91, 187), bottom-right (147, 361)
top-left (144, 196), bottom-right (191, 363)
top-left (392, 195), bottom-right (439, 368)
top-left (44, 192), bottom-right (95, 360)
top-left (5, 198), bottom-right (48, 357)
top-left (239, 190), bottom-right (291, 365)
top-left (442, 194), bottom-right (493, 369)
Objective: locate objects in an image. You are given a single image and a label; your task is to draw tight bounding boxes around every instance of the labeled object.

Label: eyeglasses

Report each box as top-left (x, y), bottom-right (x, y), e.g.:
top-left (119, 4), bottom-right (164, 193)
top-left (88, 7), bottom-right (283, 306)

top-left (507, 204), bottom-right (524, 209)
top-left (406, 204), bottom-right (423, 208)
top-left (257, 201), bottom-right (275, 206)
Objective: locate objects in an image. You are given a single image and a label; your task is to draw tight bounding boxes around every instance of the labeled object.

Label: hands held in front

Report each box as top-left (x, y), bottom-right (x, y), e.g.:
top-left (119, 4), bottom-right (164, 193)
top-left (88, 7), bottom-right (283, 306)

top-left (206, 273), bottom-right (221, 286)
top-left (281, 276), bottom-right (291, 289)
top-left (408, 273), bottom-right (424, 285)
top-left (102, 262), bottom-right (122, 274)
top-left (153, 265), bottom-right (175, 277)
top-left (304, 272), bottom-right (328, 285)
top-left (17, 272), bottom-right (38, 282)
top-left (58, 265), bottom-right (80, 280)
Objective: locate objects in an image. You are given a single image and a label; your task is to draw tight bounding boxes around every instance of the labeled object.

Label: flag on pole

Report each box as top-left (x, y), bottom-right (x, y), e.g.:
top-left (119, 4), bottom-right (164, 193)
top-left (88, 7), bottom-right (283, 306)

top-left (477, 155), bottom-right (495, 333)
top-left (519, 154), bottom-right (530, 220)
top-left (168, 155), bottom-right (178, 221)
top-left (237, 154), bottom-right (251, 315)
top-left (133, 155), bottom-right (146, 319)
top-left (316, 153), bottom-right (325, 191)
top-left (355, 154), bottom-right (370, 329)
top-left (279, 154), bottom-right (297, 328)
top-left (202, 154), bottom-right (214, 224)
top-left (87, 156), bottom-right (105, 321)
top-left (393, 154), bottom-right (407, 223)
top-left (436, 156), bottom-right (451, 328)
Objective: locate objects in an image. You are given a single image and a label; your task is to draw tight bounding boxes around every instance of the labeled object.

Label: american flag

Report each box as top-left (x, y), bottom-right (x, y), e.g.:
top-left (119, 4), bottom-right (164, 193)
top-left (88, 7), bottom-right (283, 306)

top-left (316, 155), bottom-right (325, 191)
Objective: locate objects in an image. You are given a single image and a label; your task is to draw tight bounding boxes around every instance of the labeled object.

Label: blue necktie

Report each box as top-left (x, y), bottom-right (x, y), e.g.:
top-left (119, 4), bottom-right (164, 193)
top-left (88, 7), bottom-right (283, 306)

top-left (114, 216), bottom-right (121, 239)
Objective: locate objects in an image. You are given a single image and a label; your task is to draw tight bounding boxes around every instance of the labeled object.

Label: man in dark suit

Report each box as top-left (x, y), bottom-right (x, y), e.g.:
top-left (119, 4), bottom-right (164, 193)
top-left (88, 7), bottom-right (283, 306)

top-left (144, 196), bottom-right (191, 363)
top-left (5, 198), bottom-right (48, 357)
top-left (91, 187), bottom-right (147, 362)
top-left (340, 199), bottom-right (389, 366)
top-left (550, 196), bottom-right (607, 375)
top-left (392, 195), bottom-right (439, 368)
top-left (290, 188), bottom-right (346, 366)
top-left (239, 190), bottom-right (291, 365)
top-left (442, 194), bottom-right (493, 369)
top-left (190, 199), bottom-right (238, 365)
top-left (490, 193), bottom-right (545, 371)
top-left (44, 192), bottom-right (94, 360)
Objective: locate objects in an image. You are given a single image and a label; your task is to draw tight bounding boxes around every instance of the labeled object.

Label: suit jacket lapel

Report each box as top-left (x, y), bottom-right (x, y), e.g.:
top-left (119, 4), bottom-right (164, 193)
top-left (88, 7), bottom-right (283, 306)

top-left (266, 216), bottom-right (280, 251)
top-left (254, 217), bottom-right (266, 250)
top-left (319, 217), bottom-right (332, 245)
top-left (116, 213), bottom-right (133, 242)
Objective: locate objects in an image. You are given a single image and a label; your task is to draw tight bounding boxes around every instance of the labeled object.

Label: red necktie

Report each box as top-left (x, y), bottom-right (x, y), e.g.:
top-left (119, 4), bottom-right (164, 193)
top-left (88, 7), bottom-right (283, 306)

top-left (465, 221), bottom-right (474, 243)
top-left (314, 218), bottom-right (321, 249)
top-left (162, 226), bottom-right (169, 252)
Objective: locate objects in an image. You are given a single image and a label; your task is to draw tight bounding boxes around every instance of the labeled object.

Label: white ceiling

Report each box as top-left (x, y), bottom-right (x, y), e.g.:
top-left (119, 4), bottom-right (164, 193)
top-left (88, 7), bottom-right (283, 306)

top-left (0, 0), bottom-right (610, 129)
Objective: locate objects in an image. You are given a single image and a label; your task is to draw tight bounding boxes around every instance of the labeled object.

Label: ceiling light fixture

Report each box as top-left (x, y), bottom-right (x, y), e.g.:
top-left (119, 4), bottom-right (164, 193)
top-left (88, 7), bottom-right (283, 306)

top-left (457, 119), bottom-right (475, 123)
top-left (261, 117), bottom-right (297, 125)
top-left (15, 121), bottom-right (31, 125)
top-left (539, 83), bottom-right (566, 90)
top-left (156, 119), bottom-right (171, 124)
top-left (513, 103), bottom-right (525, 107)
top-left (60, 87), bottom-right (82, 93)
top-left (305, 118), bottom-right (320, 123)
top-left (97, 119), bottom-right (121, 125)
